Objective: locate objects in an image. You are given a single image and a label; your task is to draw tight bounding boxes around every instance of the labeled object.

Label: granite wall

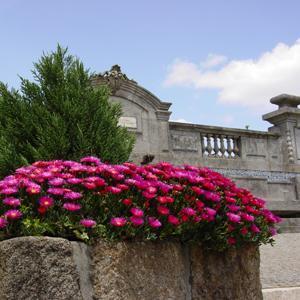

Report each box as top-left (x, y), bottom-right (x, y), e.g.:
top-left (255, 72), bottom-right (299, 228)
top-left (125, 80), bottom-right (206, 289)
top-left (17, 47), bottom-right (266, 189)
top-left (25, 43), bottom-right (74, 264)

top-left (0, 237), bottom-right (262, 300)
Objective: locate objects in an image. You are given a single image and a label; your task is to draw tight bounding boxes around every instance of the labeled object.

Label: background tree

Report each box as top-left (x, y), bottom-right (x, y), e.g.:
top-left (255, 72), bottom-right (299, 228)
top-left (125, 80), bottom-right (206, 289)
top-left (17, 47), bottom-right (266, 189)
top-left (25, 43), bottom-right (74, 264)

top-left (0, 45), bottom-right (135, 177)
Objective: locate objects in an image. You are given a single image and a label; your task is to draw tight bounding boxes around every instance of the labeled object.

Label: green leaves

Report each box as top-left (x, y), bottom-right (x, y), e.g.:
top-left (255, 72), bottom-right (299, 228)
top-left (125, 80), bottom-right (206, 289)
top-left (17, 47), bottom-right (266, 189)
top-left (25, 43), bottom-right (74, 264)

top-left (0, 45), bottom-right (134, 177)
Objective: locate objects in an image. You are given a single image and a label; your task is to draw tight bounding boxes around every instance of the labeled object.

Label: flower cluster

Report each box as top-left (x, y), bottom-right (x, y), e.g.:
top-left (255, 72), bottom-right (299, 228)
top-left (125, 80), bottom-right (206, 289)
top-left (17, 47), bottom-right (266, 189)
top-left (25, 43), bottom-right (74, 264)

top-left (0, 157), bottom-right (281, 250)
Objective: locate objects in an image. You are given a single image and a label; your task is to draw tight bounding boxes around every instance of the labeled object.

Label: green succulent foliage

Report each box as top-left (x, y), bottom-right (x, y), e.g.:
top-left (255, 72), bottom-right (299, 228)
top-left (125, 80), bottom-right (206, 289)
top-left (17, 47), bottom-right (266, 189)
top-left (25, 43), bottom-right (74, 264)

top-left (0, 45), bottom-right (135, 177)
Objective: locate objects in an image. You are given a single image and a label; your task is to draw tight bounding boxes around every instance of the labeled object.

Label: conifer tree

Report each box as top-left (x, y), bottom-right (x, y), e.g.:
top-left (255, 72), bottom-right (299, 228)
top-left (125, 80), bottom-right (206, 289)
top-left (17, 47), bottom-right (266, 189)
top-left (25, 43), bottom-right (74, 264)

top-left (0, 45), bottom-right (135, 177)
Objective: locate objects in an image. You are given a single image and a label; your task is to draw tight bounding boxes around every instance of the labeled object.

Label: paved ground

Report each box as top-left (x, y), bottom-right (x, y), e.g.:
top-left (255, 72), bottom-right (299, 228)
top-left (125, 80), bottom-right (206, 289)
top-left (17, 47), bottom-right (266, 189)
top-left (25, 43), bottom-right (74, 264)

top-left (260, 233), bottom-right (300, 299)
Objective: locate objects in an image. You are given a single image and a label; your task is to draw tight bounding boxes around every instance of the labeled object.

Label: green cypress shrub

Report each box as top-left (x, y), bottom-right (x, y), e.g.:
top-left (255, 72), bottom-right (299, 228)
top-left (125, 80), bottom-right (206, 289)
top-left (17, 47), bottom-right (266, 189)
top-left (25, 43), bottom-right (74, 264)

top-left (0, 45), bottom-right (135, 177)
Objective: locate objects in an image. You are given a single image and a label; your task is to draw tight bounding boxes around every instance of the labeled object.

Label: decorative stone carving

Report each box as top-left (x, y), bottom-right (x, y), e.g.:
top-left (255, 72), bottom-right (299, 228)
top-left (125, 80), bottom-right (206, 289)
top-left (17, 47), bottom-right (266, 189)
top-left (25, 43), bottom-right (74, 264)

top-left (92, 65), bottom-right (136, 94)
top-left (286, 129), bottom-right (295, 163)
top-left (171, 134), bottom-right (198, 151)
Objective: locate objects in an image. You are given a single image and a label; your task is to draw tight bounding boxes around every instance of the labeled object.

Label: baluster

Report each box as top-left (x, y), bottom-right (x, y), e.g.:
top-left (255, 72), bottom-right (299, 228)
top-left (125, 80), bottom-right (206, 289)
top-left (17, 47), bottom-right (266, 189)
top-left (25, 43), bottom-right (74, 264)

top-left (232, 137), bottom-right (240, 157)
top-left (227, 136), bottom-right (233, 157)
top-left (220, 135), bottom-right (226, 157)
top-left (201, 134), bottom-right (206, 156)
top-left (214, 134), bottom-right (220, 157)
top-left (207, 134), bottom-right (213, 156)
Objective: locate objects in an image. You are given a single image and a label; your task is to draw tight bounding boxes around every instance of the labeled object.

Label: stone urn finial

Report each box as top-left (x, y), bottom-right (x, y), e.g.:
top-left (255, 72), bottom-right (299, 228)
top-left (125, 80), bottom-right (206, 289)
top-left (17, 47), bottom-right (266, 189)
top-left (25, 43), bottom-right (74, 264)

top-left (270, 94), bottom-right (300, 109)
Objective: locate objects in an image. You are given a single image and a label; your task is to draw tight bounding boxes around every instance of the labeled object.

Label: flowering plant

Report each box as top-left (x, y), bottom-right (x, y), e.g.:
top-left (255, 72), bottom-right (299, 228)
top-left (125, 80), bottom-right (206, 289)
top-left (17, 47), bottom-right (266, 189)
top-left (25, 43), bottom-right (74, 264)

top-left (0, 157), bottom-right (281, 250)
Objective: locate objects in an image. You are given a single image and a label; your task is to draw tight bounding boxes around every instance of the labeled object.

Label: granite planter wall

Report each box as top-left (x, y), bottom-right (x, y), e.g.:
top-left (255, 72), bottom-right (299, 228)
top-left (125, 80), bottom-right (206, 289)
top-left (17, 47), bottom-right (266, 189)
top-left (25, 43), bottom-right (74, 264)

top-left (0, 236), bottom-right (262, 300)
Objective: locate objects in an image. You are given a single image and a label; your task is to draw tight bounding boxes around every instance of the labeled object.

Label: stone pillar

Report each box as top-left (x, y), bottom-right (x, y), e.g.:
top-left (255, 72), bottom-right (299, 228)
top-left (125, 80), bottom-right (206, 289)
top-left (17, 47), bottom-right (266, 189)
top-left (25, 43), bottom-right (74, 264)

top-left (263, 94), bottom-right (300, 168)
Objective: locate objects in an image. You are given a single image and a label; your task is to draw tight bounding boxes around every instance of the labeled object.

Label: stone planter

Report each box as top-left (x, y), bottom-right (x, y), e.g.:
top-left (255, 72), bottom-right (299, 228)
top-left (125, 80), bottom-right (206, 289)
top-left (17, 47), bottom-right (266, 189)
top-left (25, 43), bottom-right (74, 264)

top-left (0, 237), bottom-right (262, 300)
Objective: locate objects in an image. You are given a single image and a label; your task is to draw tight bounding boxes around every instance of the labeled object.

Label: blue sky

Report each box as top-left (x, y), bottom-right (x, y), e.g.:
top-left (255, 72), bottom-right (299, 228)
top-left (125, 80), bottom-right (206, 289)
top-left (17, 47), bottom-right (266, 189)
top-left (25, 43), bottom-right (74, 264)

top-left (1, 0), bottom-right (300, 130)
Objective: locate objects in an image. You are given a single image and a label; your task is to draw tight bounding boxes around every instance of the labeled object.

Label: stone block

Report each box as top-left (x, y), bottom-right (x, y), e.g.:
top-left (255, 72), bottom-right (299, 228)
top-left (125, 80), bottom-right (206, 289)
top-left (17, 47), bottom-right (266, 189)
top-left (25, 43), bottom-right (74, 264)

top-left (190, 245), bottom-right (262, 300)
top-left (91, 240), bottom-right (189, 300)
top-left (0, 237), bottom-right (83, 300)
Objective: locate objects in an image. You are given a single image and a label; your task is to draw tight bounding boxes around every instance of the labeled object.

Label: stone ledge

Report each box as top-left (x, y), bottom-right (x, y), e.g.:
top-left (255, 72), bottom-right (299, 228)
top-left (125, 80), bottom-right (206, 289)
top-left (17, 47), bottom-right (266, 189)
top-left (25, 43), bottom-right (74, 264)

top-left (262, 286), bottom-right (300, 300)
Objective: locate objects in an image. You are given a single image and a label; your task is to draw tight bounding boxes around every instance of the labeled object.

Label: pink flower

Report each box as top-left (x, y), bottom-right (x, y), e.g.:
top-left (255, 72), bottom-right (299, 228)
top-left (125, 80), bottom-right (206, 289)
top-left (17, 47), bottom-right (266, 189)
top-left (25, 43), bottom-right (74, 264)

top-left (4, 209), bottom-right (22, 220)
top-left (0, 187), bottom-right (18, 195)
top-left (106, 186), bottom-right (122, 194)
top-left (148, 217), bottom-right (162, 228)
top-left (80, 156), bottom-right (101, 165)
top-left (64, 191), bottom-right (82, 200)
top-left (48, 178), bottom-right (65, 186)
top-left (269, 227), bottom-right (277, 236)
top-left (227, 212), bottom-right (241, 223)
top-left (157, 205), bottom-right (170, 215)
top-left (63, 202), bottom-right (81, 211)
top-left (205, 207), bottom-right (216, 217)
top-left (110, 217), bottom-right (127, 227)
top-left (168, 215), bottom-right (180, 226)
top-left (47, 187), bottom-right (65, 195)
top-left (227, 237), bottom-right (236, 245)
top-left (3, 197), bottom-right (21, 207)
top-left (39, 196), bottom-right (54, 208)
top-left (82, 182), bottom-right (96, 190)
top-left (122, 198), bottom-right (132, 206)
top-left (240, 213), bottom-right (255, 222)
top-left (130, 216), bottom-right (144, 227)
top-left (0, 217), bottom-right (8, 228)
top-left (142, 191), bottom-right (156, 199)
top-left (240, 227), bottom-right (248, 235)
top-left (80, 219), bottom-right (96, 228)
top-left (181, 207), bottom-right (196, 216)
top-left (67, 178), bottom-right (83, 184)
top-left (228, 205), bottom-right (241, 212)
top-left (157, 196), bottom-right (174, 204)
top-left (130, 207), bottom-right (144, 217)
top-left (26, 183), bottom-right (41, 195)
top-left (250, 224), bottom-right (260, 233)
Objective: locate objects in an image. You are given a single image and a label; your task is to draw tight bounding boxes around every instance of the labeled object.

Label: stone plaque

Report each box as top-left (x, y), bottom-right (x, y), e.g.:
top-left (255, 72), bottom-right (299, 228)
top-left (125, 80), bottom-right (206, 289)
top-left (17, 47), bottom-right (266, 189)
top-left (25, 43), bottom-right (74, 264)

top-left (171, 134), bottom-right (198, 151)
top-left (118, 117), bottom-right (137, 129)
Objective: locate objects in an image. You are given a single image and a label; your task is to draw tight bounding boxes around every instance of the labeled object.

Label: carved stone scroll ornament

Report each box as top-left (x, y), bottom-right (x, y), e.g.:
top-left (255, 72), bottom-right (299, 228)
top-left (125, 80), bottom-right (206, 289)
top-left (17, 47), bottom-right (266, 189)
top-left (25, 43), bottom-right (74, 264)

top-left (93, 65), bottom-right (136, 94)
top-left (286, 129), bottom-right (295, 163)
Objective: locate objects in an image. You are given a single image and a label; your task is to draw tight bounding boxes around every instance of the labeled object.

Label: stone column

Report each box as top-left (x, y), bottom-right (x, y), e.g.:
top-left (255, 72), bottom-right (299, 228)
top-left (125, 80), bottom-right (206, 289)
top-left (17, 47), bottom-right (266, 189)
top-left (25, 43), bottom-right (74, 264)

top-left (263, 94), bottom-right (300, 169)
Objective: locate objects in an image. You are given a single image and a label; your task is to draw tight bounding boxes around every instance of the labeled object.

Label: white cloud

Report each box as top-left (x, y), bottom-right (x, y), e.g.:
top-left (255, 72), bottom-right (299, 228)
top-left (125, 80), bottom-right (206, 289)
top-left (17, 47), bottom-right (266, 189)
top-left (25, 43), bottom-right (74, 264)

top-left (171, 118), bottom-right (191, 123)
top-left (201, 54), bottom-right (227, 69)
top-left (164, 40), bottom-right (300, 111)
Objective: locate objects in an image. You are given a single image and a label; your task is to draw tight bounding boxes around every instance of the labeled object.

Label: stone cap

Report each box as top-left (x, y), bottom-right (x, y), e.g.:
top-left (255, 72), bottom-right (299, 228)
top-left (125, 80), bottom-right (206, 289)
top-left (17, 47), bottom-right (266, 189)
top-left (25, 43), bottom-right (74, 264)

top-left (270, 94), bottom-right (300, 108)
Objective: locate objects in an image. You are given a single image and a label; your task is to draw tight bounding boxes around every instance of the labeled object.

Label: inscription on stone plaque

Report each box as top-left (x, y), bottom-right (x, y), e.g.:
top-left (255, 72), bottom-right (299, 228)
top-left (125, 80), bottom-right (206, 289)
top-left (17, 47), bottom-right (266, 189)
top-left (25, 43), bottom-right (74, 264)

top-left (171, 134), bottom-right (198, 151)
top-left (118, 117), bottom-right (137, 129)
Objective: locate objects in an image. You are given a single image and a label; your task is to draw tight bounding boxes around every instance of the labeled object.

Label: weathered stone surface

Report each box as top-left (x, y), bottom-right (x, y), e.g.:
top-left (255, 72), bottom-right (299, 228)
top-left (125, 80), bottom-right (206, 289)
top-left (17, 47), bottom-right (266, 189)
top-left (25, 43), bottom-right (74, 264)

top-left (0, 237), bottom-right (264, 300)
top-left (91, 240), bottom-right (190, 300)
top-left (262, 287), bottom-right (300, 300)
top-left (0, 237), bottom-right (83, 300)
top-left (190, 245), bottom-right (262, 300)
top-left (260, 233), bottom-right (300, 289)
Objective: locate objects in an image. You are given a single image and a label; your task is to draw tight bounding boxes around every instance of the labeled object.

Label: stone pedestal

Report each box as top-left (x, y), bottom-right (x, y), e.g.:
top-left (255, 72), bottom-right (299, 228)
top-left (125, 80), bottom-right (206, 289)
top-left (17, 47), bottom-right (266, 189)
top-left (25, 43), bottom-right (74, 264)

top-left (0, 237), bottom-right (262, 300)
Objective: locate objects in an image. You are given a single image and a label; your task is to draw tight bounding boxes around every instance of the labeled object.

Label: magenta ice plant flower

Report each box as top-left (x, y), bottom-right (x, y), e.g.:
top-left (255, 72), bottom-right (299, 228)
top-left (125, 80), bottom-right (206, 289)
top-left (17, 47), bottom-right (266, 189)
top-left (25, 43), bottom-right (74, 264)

top-left (148, 217), bottom-right (162, 228)
top-left (0, 217), bottom-right (8, 228)
top-left (39, 196), bottom-right (54, 208)
top-left (110, 217), bottom-right (127, 227)
top-left (3, 197), bottom-right (21, 207)
top-left (63, 202), bottom-right (81, 211)
top-left (4, 209), bottom-right (22, 220)
top-left (130, 207), bottom-right (144, 218)
top-left (80, 219), bottom-right (96, 228)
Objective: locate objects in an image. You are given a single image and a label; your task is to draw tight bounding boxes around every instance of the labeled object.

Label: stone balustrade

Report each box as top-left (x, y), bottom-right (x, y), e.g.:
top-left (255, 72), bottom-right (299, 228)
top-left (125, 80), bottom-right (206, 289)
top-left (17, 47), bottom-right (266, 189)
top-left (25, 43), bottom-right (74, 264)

top-left (201, 132), bottom-right (240, 158)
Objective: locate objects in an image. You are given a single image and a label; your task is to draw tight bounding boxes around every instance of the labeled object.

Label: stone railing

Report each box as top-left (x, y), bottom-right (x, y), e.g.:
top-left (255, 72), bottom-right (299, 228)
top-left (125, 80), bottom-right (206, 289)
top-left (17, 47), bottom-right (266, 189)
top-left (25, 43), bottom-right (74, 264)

top-left (201, 133), bottom-right (241, 158)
